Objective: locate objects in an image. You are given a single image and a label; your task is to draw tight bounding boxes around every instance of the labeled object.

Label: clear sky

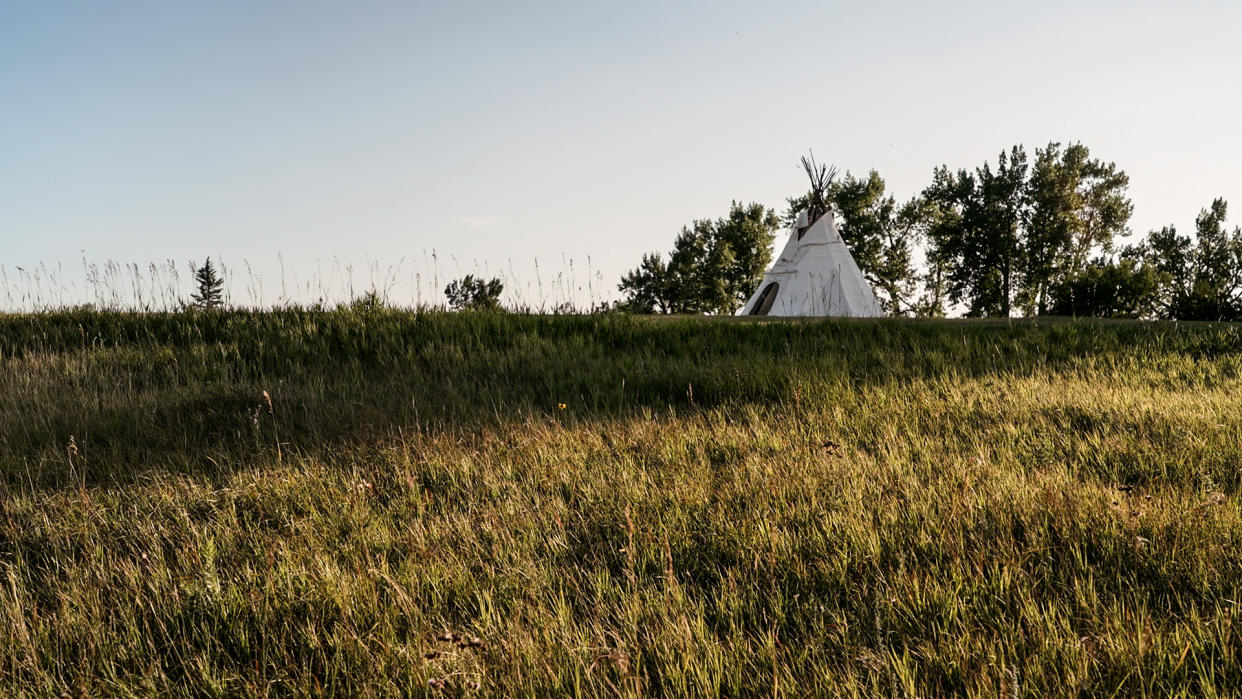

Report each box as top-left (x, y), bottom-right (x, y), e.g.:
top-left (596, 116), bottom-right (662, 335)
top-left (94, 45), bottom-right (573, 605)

top-left (3, 0), bottom-right (1240, 309)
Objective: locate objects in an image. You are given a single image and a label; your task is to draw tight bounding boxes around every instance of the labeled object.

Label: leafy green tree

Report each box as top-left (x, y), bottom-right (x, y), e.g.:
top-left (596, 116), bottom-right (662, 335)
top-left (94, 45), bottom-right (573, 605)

top-left (715, 202), bottom-right (780, 311)
top-left (978, 147), bottom-right (1029, 318)
top-left (444, 275), bottom-right (504, 311)
top-left (1129, 199), bottom-right (1242, 320)
top-left (1047, 257), bottom-right (1162, 318)
top-left (1185, 199), bottom-right (1242, 320)
top-left (1022, 143), bottom-right (1133, 315)
top-left (1129, 224), bottom-right (1194, 318)
top-left (923, 146), bottom-right (1028, 317)
top-left (663, 219), bottom-right (716, 313)
top-left (911, 251), bottom-right (950, 318)
top-left (616, 253), bottom-right (669, 313)
top-left (878, 198), bottom-right (926, 315)
top-left (191, 257), bottom-right (225, 310)
top-left (618, 202), bottom-right (780, 314)
top-left (826, 172), bottom-right (887, 273)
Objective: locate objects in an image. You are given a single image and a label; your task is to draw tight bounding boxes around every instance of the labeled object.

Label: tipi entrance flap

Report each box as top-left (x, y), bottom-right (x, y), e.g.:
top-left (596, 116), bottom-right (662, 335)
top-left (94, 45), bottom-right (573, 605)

top-left (748, 282), bottom-right (780, 316)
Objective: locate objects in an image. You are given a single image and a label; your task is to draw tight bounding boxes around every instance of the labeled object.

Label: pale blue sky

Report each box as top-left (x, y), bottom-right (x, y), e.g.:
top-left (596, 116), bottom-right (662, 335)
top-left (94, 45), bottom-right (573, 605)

top-left (3, 0), bottom-right (1240, 308)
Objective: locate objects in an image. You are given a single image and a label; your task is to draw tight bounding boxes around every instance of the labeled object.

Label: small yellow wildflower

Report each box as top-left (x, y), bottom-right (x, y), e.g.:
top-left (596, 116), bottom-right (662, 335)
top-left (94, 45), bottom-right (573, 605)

top-left (557, 402), bottom-right (567, 410)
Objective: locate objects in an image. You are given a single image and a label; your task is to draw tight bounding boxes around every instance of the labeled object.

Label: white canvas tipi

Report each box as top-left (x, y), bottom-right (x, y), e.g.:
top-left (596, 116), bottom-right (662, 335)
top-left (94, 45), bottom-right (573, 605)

top-left (739, 210), bottom-right (882, 317)
top-left (739, 157), bottom-right (883, 318)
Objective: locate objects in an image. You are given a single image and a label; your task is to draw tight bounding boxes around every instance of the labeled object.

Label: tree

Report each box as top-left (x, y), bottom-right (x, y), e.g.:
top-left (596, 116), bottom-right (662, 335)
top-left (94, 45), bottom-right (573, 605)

top-left (1184, 199), bottom-right (1242, 320)
top-left (191, 257), bottom-right (225, 310)
top-left (977, 146), bottom-right (1029, 318)
top-left (663, 219), bottom-right (717, 313)
top-left (1130, 224), bottom-right (1195, 318)
top-left (921, 142), bottom-right (1133, 318)
top-left (715, 202), bottom-right (781, 311)
top-left (923, 146), bottom-right (1028, 317)
top-left (1130, 199), bottom-right (1242, 320)
top-left (1022, 143), bottom-right (1133, 315)
top-left (617, 253), bottom-right (670, 313)
top-left (444, 275), bottom-right (504, 311)
top-left (911, 249), bottom-right (950, 318)
top-left (618, 201), bottom-right (780, 314)
top-left (1047, 257), bottom-right (1162, 318)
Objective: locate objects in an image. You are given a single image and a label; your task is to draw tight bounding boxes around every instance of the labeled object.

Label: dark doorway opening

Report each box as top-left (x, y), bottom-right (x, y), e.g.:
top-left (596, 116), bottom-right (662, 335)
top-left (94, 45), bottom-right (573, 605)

top-left (749, 282), bottom-right (780, 316)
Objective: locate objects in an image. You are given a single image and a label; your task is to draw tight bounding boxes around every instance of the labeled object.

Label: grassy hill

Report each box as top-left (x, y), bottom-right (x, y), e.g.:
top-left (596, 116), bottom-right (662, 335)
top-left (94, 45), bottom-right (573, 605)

top-left (2, 310), bottom-right (1240, 696)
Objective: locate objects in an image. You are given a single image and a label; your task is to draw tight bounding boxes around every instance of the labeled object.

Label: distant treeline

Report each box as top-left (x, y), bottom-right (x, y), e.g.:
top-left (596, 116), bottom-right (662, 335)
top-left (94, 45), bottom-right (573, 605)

top-left (619, 142), bottom-right (1242, 321)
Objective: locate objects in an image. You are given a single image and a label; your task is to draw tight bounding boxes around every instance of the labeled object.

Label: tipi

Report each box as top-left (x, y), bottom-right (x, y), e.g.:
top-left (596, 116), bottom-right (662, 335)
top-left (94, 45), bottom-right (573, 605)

top-left (739, 157), bottom-right (883, 318)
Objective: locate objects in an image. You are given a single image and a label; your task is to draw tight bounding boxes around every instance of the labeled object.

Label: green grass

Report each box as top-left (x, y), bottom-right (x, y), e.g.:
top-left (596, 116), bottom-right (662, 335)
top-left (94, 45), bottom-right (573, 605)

top-left (2, 310), bottom-right (1241, 696)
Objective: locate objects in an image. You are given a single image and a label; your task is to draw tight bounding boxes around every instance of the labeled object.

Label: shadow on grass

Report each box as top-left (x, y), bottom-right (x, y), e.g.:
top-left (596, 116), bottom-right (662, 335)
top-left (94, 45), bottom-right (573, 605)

top-left (2, 310), bottom-right (1240, 490)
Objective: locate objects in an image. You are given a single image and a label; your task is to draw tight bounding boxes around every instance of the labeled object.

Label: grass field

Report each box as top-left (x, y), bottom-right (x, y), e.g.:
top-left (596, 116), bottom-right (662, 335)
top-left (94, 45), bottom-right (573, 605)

top-left (1, 310), bottom-right (1240, 696)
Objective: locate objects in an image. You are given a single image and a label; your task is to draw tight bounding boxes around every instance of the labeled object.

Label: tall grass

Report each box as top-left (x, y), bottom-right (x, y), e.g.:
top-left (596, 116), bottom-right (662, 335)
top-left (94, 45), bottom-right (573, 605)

top-left (1, 310), bottom-right (1240, 695)
top-left (0, 253), bottom-right (611, 313)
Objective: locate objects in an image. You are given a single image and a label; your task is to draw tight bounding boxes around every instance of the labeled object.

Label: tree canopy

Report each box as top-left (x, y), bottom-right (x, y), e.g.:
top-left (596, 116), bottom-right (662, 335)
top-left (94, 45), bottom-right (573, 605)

top-left (618, 202), bottom-right (780, 314)
top-left (1128, 199), bottom-right (1242, 320)
top-left (445, 275), bottom-right (504, 311)
top-left (922, 143), bottom-right (1133, 318)
top-left (616, 144), bottom-right (1240, 322)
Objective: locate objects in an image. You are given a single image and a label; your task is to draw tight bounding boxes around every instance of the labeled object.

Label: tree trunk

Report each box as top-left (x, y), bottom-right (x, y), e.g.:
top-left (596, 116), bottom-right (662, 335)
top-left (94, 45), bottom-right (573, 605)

top-left (1002, 260), bottom-right (1012, 318)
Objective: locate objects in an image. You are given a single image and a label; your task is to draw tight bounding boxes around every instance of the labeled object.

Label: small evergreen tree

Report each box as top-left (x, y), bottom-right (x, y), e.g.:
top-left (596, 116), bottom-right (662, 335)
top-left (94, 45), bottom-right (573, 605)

top-left (191, 258), bottom-right (225, 310)
top-left (444, 275), bottom-right (504, 311)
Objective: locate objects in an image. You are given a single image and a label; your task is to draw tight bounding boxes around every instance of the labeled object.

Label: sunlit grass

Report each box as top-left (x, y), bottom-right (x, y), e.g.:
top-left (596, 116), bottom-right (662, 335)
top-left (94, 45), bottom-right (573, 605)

top-left (1, 310), bottom-right (1240, 695)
